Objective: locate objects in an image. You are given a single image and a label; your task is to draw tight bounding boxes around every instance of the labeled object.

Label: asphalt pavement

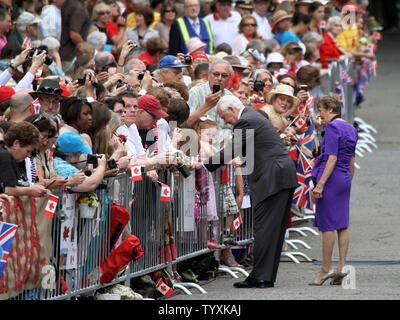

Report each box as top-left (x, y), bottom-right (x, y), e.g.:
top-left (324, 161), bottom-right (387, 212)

top-left (169, 32), bottom-right (400, 302)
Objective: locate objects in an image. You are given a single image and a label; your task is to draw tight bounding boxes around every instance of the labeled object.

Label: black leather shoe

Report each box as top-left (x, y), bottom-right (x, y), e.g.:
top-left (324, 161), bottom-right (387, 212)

top-left (233, 278), bottom-right (274, 289)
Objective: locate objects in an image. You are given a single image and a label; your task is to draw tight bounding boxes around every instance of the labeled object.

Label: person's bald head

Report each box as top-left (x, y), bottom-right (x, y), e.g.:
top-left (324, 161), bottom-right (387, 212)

top-left (10, 91), bottom-right (34, 121)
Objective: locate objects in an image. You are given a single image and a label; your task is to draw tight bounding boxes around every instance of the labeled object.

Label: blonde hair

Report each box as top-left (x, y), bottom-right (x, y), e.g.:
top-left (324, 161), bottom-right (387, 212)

top-left (92, 2), bottom-right (111, 21)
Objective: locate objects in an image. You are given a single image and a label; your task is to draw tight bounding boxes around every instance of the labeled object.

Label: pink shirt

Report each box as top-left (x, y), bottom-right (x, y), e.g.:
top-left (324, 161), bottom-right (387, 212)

top-left (0, 35), bottom-right (7, 56)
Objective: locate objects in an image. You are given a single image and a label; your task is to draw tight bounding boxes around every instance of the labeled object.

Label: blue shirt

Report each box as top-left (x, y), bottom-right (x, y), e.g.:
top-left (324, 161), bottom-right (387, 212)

top-left (281, 30), bottom-right (300, 45)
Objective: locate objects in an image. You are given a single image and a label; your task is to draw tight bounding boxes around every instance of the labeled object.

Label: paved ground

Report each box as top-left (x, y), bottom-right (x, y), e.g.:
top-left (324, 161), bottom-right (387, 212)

top-left (169, 32), bottom-right (400, 302)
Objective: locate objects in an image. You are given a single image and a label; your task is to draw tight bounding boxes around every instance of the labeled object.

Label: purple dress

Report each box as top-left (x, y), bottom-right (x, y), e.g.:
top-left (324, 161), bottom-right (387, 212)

top-left (311, 120), bottom-right (358, 232)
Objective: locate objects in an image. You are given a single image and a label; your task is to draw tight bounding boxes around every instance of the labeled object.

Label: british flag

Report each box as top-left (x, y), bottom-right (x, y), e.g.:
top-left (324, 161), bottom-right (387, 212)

top-left (335, 81), bottom-right (344, 108)
top-left (340, 65), bottom-right (353, 85)
top-left (298, 118), bottom-right (316, 161)
top-left (293, 152), bottom-right (315, 211)
top-left (0, 221), bottom-right (18, 279)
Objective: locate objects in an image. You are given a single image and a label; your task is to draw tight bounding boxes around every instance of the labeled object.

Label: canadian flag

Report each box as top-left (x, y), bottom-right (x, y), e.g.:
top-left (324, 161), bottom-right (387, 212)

top-left (156, 279), bottom-right (173, 298)
top-left (232, 215), bottom-right (243, 231)
top-left (43, 194), bottom-right (59, 218)
top-left (160, 183), bottom-right (171, 202)
top-left (23, 37), bottom-right (32, 49)
top-left (294, 116), bottom-right (308, 131)
top-left (32, 98), bottom-right (41, 114)
top-left (318, 20), bottom-right (327, 29)
top-left (130, 165), bottom-right (142, 182)
top-left (35, 66), bottom-right (43, 80)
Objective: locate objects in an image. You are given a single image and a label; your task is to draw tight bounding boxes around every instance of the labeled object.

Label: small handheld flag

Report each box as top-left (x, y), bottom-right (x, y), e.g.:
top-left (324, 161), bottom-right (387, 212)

top-left (44, 194), bottom-right (58, 218)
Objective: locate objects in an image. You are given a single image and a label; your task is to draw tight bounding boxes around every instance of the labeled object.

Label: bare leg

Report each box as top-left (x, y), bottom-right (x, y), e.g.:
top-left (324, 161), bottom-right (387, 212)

top-left (316, 231), bottom-right (335, 281)
top-left (336, 228), bottom-right (350, 273)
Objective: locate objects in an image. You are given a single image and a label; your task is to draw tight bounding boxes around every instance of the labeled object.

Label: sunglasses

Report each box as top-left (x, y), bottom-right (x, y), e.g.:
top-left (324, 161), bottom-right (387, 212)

top-left (39, 86), bottom-right (63, 95)
top-left (32, 113), bottom-right (47, 125)
top-left (243, 23), bottom-right (256, 27)
top-left (164, 9), bottom-right (176, 13)
top-left (144, 109), bottom-right (157, 120)
top-left (98, 11), bottom-right (111, 15)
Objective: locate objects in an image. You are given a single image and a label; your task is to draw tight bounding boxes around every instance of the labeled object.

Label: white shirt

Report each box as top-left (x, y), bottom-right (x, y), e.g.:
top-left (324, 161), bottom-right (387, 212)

top-left (252, 11), bottom-right (273, 40)
top-left (231, 33), bottom-right (249, 56)
top-left (237, 107), bottom-right (245, 121)
top-left (205, 11), bottom-right (241, 48)
top-left (116, 124), bottom-right (145, 163)
top-left (39, 4), bottom-right (62, 40)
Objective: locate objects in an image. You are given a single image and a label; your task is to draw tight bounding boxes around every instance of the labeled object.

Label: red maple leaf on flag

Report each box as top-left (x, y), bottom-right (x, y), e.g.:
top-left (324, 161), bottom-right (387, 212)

top-left (63, 226), bottom-right (70, 240)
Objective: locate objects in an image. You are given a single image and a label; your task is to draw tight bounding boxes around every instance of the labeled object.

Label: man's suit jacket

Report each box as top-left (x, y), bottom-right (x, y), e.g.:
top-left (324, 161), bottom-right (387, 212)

top-left (204, 107), bottom-right (298, 207)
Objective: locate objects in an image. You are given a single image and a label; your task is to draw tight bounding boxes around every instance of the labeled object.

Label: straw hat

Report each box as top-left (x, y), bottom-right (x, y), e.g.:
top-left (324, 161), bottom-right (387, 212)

top-left (223, 55), bottom-right (247, 69)
top-left (267, 84), bottom-right (300, 107)
top-left (272, 10), bottom-right (293, 25)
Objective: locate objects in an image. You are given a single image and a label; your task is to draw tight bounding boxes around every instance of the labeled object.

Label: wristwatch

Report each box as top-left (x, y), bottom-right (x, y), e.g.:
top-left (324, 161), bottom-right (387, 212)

top-left (8, 64), bottom-right (17, 72)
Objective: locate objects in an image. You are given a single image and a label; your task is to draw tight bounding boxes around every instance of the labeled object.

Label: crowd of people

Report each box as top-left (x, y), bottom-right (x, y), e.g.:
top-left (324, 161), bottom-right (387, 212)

top-left (0, 0), bottom-right (382, 298)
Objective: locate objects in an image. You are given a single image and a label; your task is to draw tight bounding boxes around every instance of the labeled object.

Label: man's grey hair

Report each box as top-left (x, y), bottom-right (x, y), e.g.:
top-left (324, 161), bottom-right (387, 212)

top-left (86, 31), bottom-right (107, 51)
top-left (302, 31), bottom-right (323, 44)
top-left (327, 15), bottom-right (342, 31)
top-left (41, 37), bottom-right (60, 51)
top-left (124, 58), bottom-right (146, 73)
top-left (209, 59), bottom-right (233, 75)
top-left (217, 95), bottom-right (244, 113)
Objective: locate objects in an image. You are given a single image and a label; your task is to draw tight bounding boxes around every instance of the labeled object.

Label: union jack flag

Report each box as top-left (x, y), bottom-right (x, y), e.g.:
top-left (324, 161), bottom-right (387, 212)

top-left (340, 65), bottom-right (353, 85)
top-left (335, 81), bottom-right (344, 108)
top-left (298, 118), bottom-right (316, 161)
top-left (293, 152), bottom-right (315, 211)
top-left (0, 221), bottom-right (18, 279)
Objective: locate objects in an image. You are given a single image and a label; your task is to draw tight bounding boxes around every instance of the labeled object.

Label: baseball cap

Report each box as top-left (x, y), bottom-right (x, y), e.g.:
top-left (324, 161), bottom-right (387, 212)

top-left (138, 94), bottom-right (168, 119)
top-left (0, 86), bottom-right (15, 103)
top-left (57, 132), bottom-right (91, 154)
top-left (16, 12), bottom-right (41, 28)
top-left (266, 52), bottom-right (284, 66)
top-left (158, 55), bottom-right (189, 69)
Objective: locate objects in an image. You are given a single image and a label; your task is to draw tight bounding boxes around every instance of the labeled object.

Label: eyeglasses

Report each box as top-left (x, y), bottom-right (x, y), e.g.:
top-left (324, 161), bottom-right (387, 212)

top-left (39, 86), bottom-right (63, 95)
top-left (98, 11), bottom-right (111, 15)
top-left (211, 72), bottom-right (230, 79)
top-left (40, 135), bottom-right (49, 142)
top-left (243, 23), bottom-right (256, 27)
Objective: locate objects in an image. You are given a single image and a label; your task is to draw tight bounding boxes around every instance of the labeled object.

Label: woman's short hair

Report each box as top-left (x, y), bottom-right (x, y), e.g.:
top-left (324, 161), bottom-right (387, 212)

top-left (146, 36), bottom-right (168, 55)
top-left (92, 2), bottom-right (111, 21)
top-left (318, 93), bottom-right (342, 116)
top-left (4, 121), bottom-right (40, 148)
top-left (296, 65), bottom-right (321, 88)
top-left (60, 97), bottom-right (93, 126)
top-left (163, 80), bottom-right (189, 101)
top-left (136, 7), bottom-right (154, 26)
top-left (86, 31), bottom-right (107, 51)
top-left (41, 37), bottom-right (60, 51)
top-left (238, 15), bottom-right (257, 35)
top-left (167, 98), bottom-right (190, 126)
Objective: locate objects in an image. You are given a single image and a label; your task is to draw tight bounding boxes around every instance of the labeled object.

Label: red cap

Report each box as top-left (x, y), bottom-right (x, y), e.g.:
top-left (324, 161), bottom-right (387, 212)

top-left (138, 94), bottom-right (168, 119)
top-left (0, 86), bottom-right (15, 103)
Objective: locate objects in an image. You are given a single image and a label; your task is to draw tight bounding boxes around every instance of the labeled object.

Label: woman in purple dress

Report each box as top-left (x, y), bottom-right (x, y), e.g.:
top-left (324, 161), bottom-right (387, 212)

top-left (309, 93), bottom-right (358, 286)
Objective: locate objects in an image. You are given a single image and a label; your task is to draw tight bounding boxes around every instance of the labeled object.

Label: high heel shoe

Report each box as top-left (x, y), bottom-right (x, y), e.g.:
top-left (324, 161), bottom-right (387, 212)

top-left (308, 270), bottom-right (336, 286)
top-left (330, 271), bottom-right (349, 285)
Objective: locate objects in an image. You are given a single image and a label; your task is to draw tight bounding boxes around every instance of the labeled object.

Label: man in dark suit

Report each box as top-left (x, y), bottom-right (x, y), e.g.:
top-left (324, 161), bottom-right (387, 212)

top-left (203, 95), bottom-right (298, 288)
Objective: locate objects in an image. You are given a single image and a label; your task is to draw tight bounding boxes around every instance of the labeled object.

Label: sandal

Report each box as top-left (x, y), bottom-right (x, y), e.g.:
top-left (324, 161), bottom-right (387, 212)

top-left (330, 272), bottom-right (348, 285)
top-left (221, 255), bottom-right (243, 268)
